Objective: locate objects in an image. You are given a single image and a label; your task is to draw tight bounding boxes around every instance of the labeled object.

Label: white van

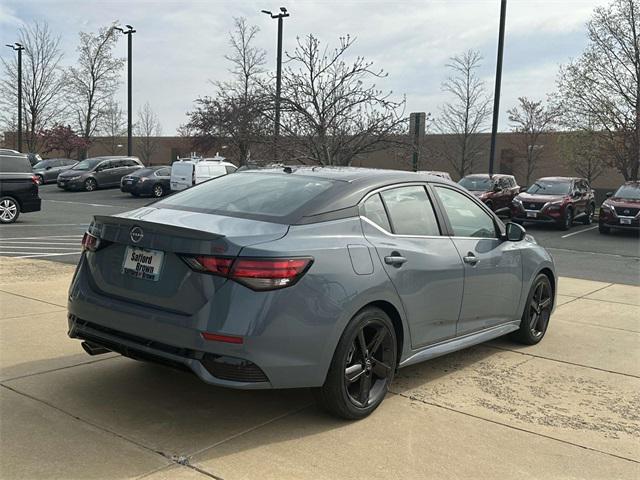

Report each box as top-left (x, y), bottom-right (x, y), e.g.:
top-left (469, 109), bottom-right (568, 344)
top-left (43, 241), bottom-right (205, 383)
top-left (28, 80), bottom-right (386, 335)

top-left (170, 156), bottom-right (237, 191)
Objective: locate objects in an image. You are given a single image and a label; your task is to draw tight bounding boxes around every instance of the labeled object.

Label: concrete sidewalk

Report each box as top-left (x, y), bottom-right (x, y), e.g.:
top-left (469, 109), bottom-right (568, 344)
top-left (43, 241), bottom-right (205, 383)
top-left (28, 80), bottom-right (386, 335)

top-left (0, 258), bottom-right (638, 479)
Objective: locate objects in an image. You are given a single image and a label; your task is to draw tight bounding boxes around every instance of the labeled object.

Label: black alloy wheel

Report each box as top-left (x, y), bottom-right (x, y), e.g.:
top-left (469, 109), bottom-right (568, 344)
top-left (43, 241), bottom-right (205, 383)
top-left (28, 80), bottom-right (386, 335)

top-left (582, 204), bottom-right (594, 225)
top-left (512, 274), bottom-right (553, 345)
top-left (85, 178), bottom-right (97, 192)
top-left (316, 307), bottom-right (397, 419)
top-left (153, 184), bottom-right (164, 197)
top-left (560, 208), bottom-right (573, 230)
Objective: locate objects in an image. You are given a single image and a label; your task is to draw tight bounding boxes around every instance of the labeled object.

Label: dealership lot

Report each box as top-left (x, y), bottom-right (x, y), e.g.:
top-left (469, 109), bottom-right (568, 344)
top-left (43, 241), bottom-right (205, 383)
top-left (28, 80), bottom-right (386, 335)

top-left (1, 181), bottom-right (639, 479)
top-left (0, 257), bottom-right (638, 479)
top-left (1, 184), bottom-right (638, 284)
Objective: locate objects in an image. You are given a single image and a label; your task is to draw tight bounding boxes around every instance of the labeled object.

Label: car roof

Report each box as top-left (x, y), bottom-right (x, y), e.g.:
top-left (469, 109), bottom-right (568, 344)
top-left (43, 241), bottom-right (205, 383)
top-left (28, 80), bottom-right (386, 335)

top-left (537, 176), bottom-right (583, 182)
top-left (462, 173), bottom-right (513, 179)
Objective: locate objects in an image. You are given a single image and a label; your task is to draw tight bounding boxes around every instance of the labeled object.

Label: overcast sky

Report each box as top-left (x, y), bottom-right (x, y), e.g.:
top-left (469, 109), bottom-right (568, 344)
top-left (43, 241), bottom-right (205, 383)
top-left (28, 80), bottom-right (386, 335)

top-left (1, 0), bottom-right (607, 135)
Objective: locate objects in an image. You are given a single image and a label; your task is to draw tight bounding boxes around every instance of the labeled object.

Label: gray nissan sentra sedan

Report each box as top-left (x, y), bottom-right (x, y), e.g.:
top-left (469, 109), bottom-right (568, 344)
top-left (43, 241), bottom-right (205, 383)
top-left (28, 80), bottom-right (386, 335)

top-left (68, 167), bottom-right (556, 419)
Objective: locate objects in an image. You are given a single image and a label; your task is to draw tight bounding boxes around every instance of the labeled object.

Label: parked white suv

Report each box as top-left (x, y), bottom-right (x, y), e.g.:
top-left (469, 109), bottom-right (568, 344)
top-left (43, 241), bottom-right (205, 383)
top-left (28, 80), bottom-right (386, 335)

top-left (170, 156), bottom-right (237, 191)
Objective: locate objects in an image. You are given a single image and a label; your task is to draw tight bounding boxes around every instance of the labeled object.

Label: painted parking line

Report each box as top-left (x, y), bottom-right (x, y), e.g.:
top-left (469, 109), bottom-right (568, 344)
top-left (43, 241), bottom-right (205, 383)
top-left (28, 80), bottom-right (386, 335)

top-left (45, 199), bottom-right (120, 208)
top-left (561, 226), bottom-right (599, 238)
top-left (0, 223), bottom-right (87, 227)
top-left (0, 235), bottom-right (83, 241)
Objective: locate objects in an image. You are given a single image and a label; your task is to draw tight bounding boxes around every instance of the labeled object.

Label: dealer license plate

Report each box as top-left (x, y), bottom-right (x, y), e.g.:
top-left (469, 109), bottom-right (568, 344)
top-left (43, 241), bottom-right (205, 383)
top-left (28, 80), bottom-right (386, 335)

top-left (620, 218), bottom-right (632, 225)
top-left (526, 211), bottom-right (538, 218)
top-left (122, 246), bottom-right (164, 281)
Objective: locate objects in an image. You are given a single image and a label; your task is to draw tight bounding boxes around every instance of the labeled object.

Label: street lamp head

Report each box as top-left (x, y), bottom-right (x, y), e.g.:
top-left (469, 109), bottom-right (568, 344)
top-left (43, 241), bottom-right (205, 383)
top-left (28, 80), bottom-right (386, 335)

top-left (280, 6), bottom-right (287, 12)
top-left (15, 42), bottom-right (23, 48)
top-left (114, 26), bottom-right (124, 33)
top-left (261, 9), bottom-right (272, 15)
top-left (126, 24), bottom-right (133, 29)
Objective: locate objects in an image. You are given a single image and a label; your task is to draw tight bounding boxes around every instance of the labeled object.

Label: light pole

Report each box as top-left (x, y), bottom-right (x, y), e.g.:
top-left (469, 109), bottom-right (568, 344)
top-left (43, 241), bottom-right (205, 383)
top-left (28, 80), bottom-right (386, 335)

top-left (5, 43), bottom-right (24, 152)
top-left (488, 0), bottom-right (507, 177)
top-left (115, 25), bottom-right (136, 157)
top-left (262, 7), bottom-right (289, 161)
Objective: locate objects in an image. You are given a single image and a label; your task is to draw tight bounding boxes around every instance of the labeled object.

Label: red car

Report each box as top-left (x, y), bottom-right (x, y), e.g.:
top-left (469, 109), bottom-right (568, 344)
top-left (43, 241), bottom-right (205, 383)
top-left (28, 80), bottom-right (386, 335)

top-left (458, 174), bottom-right (520, 216)
top-left (599, 181), bottom-right (640, 234)
top-left (511, 177), bottom-right (595, 230)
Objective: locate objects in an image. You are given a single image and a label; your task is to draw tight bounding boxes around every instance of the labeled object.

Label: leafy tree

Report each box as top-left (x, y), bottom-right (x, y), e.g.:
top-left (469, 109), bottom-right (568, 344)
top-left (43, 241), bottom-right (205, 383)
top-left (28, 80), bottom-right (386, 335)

top-left (39, 124), bottom-right (90, 159)
top-left (556, 0), bottom-right (639, 180)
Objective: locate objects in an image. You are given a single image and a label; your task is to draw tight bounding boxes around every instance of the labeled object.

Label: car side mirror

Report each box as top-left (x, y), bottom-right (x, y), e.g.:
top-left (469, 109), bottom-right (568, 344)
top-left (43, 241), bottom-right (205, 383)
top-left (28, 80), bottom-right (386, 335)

top-left (45, 166), bottom-right (52, 170)
top-left (519, 186), bottom-right (527, 193)
top-left (493, 184), bottom-right (501, 192)
top-left (505, 222), bottom-right (526, 242)
top-left (606, 191), bottom-right (613, 198)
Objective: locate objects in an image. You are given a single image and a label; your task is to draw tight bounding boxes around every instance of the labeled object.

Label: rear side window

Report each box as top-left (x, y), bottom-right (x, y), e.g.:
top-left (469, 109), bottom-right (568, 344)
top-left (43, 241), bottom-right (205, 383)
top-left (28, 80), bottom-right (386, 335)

top-left (362, 194), bottom-right (391, 232)
top-left (157, 172), bottom-right (335, 218)
top-left (380, 186), bottom-right (440, 236)
top-left (225, 165), bottom-right (237, 174)
top-left (156, 167), bottom-right (170, 176)
top-left (0, 155), bottom-right (32, 173)
top-left (208, 165), bottom-right (226, 177)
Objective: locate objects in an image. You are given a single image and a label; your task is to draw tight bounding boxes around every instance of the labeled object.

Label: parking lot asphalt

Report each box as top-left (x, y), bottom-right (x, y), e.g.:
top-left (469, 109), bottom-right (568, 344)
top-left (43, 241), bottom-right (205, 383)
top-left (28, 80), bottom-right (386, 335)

top-left (1, 184), bottom-right (638, 285)
top-left (0, 258), bottom-right (638, 479)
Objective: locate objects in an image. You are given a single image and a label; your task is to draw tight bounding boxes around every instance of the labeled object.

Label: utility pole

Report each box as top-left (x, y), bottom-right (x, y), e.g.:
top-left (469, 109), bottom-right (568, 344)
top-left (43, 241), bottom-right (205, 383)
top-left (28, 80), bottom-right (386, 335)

top-left (262, 7), bottom-right (290, 161)
top-left (5, 43), bottom-right (24, 152)
top-left (115, 25), bottom-right (136, 156)
top-left (488, 0), bottom-right (507, 177)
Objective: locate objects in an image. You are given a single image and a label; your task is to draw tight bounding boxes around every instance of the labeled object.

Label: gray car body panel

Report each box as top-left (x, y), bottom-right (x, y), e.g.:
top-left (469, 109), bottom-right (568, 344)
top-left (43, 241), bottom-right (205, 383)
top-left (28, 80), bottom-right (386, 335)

top-left (68, 168), bottom-right (556, 390)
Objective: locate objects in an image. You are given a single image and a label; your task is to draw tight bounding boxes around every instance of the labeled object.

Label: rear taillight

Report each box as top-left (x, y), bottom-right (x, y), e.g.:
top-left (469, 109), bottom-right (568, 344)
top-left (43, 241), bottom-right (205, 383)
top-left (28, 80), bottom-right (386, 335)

top-left (183, 255), bottom-right (313, 291)
top-left (31, 174), bottom-right (38, 185)
top-left (81, 231), bottom-right (100, 252)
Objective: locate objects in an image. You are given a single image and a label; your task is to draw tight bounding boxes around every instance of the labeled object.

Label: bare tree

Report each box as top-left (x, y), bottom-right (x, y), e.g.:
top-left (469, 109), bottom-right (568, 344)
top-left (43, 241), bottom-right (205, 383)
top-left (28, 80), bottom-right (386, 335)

top-left (135, 101), bottom-right (162, 165)
top-left (185, 18), bottom-right (267, 166)
top-left (277, 34), bottom-right (407, 166)
top-left (507, 97), bottom-right (560, 185)
top-left (66, 23), bottom-right (124, 156)
top-left (0, 21), bottom-right (66, 152)
top-left (556, 0), bottom-right (639, 180)
top-left (434, 50), bottom-right (492, 178)
top-left (100, 100), bottom-right (126, 154)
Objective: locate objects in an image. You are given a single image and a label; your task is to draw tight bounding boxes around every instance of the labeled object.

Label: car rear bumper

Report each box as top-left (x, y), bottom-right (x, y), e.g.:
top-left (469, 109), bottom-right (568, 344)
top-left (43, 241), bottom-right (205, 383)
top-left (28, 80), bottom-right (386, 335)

top-left (121, 181), bottom-right (154, 195)
top-left (67, 255), bottom-right (334, 390)
top-left (20, 197), bottom-right (41, 213)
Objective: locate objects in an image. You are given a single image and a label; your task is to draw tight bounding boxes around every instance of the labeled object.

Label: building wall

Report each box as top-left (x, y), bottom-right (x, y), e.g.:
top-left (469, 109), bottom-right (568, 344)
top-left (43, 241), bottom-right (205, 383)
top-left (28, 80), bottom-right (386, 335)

top-left (2, 131), bottom-right (628, 189)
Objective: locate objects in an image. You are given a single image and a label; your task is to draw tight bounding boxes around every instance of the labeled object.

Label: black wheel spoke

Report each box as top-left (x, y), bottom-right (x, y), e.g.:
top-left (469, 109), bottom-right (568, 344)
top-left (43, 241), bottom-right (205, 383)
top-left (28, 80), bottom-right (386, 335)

top-left (345, 364), bottom-right (364, 383)
top-left (539, 298), bottom-right (552, 310)
top-left (359, 372), bottom-right (371, 405)
top-left (367, 327), bottom-right (386, 356)
top-left (357, 329), bottom-right (368, 358)
top-left (371, 358), bottom-right (391, 378)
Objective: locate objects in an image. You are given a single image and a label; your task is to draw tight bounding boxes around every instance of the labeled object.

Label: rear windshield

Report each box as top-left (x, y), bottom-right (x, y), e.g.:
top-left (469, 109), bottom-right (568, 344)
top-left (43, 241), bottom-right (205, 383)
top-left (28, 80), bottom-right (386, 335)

top-left (527, 181), bottom-right (571, 195)
top-left (132, 168), bottom-right (157, 177)
top-left (72, 159), bottom-right (102, 171)
top-left (0, 155), bottom-right (32, 173)
top-left (459, 177), bottom-right (493, 191)
top-left (614, 184), bottom-right (640, 200)
top-left (157, 172), bottom-right (335, 218)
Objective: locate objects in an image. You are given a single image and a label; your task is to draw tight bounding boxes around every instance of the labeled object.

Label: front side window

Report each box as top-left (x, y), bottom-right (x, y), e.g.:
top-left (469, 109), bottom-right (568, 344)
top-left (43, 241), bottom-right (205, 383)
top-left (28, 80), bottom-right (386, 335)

top-left (362, 194), bottom-right (391, 232)
top-left (380, 186), bottom-right (440, 236)
top-left (434, 186), bottom-right (497, 239)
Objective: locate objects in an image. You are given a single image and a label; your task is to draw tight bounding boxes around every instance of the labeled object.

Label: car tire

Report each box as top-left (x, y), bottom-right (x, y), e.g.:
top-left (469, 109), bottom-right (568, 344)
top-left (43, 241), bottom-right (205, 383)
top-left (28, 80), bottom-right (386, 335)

top-left (152, 184), bottom-right (164, 197)
top-left (315, 307), bottom-right (397, 420)
top-left (0, 196), bottom-right (20, 224)
top-left (581, 204), bottom-right (595, 225)
top-left (84, 178), bottom-right (97, 192)
top-left (598, 223), bottom-right (610, 234)
top-left (559, 208), bottom-right (573, 230)
top-left (511, 273), bottom-right (553, 345)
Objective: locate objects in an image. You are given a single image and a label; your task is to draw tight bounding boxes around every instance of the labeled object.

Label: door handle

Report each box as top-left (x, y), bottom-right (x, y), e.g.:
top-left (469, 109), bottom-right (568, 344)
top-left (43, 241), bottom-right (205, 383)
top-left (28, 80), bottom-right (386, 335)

top-left (463, 252), bottom-right (479, 266)
top-left (384, 253), bottom-right (407, 266)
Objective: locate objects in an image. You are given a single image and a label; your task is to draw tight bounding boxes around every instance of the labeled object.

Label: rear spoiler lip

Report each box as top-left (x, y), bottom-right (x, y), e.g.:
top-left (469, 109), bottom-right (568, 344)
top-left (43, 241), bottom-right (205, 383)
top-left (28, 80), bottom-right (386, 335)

top-left (92, 214), bottom-right (226, 241)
